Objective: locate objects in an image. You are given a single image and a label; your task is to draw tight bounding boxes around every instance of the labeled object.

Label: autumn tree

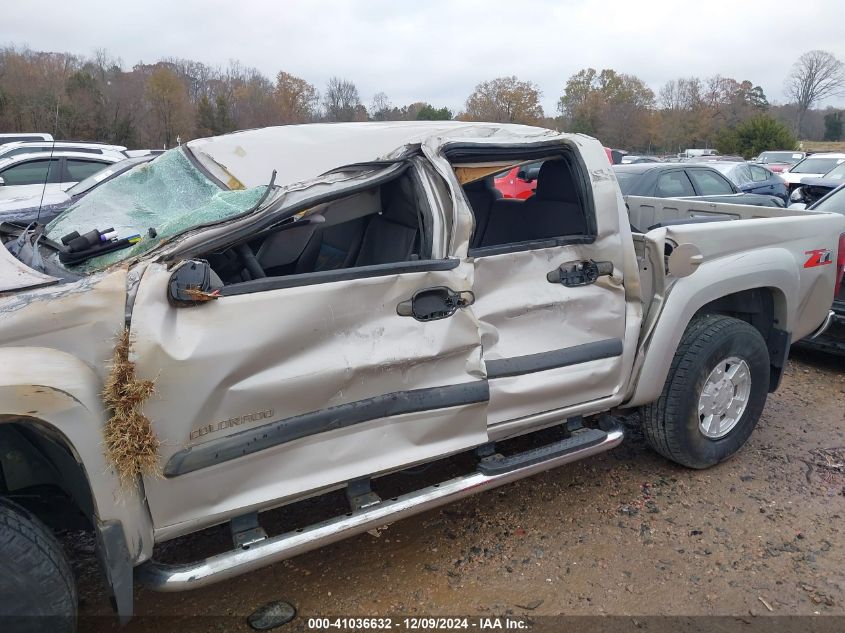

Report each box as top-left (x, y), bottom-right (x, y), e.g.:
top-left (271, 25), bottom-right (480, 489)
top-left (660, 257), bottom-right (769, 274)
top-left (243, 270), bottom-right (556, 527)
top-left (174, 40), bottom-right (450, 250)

top-left (655, 75), bottom-right (768, 152)
top-left (785, 50), bottom-right (845, 137)
top-left (462, 76), bottom-right (543, 124)
top-left (226, 62), bottom-right (278, 130)
top-left (274, 71), bottom-right (318, 123)
top-left (658, 77), bottom-right (705, 151)
top-left (703, 77), bottom-right (768, 128)
top-left (558, 68), bottom-right (654, 148)
top-left (145, 65), bottom-right (189, 147)
top-left (63, 69), bottom-right (104, 139)
top-left (323, 77), bottom-right (362, 122)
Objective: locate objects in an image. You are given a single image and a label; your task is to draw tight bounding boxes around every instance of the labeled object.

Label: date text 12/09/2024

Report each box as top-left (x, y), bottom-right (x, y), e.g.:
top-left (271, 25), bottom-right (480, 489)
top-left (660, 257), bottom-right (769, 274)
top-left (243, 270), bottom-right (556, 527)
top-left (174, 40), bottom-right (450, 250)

top-left (306, 617), bottom-right (530, 630)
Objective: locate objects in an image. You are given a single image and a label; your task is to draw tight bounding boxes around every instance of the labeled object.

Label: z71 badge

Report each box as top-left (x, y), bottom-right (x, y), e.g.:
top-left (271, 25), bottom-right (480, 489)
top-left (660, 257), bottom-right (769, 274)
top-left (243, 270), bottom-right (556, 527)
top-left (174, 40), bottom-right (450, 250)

top-left (804, 249), bottom-right (833, 268)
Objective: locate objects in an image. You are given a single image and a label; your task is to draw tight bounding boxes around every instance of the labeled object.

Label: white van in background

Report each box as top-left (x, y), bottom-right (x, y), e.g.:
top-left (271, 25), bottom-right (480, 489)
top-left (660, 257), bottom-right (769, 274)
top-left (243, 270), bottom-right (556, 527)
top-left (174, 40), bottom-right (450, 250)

top-left (679, 148), bottom-right (719, 160)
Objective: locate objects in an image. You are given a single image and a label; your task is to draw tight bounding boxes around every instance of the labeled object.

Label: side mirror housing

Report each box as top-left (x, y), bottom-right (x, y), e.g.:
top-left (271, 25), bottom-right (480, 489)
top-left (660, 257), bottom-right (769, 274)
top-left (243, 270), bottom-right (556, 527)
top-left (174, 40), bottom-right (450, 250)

top-left (168, 259), bottom-right (222, 306)
top-left (0, 176), bottom-right (5, 186)
top-left (789, 187), bottom-right (805, 204)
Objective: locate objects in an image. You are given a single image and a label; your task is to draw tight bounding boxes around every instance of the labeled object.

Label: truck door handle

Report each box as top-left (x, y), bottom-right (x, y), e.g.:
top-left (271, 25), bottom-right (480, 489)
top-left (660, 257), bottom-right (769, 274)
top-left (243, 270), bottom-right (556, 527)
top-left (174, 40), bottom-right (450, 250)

top-left (547, 260), bottom-right (614, 287)
top-left (397, 286), bottom-right (475, 321)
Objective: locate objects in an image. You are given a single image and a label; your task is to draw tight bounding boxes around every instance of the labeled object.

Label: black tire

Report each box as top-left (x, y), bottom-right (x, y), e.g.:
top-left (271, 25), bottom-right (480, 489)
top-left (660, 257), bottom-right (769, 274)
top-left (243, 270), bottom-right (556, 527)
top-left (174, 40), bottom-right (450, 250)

top-left (0, 497), bottom-right (77, 633)
top-left (641, 314), bottom-right (770, 469)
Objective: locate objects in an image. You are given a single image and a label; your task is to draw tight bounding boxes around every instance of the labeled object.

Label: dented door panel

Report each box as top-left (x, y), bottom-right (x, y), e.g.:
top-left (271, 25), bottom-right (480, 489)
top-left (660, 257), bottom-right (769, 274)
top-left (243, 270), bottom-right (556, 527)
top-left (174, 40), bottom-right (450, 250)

top-left (426, 134), bottom-right (640, 429)
top-left (131, 260), bottom-right (487, 534)
top-left (472, 239), bottom-right (629, 426)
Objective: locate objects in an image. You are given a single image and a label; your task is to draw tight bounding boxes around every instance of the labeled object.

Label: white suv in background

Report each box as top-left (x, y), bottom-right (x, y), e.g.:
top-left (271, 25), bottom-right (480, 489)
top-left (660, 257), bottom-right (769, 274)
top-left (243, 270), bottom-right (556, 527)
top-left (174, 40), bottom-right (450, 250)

top-left (0, 132), bottom-right (53, 144)
top-left (0, 140), bottom-right (127, 161)
top-left (0, 151), bottom-right (123, 199)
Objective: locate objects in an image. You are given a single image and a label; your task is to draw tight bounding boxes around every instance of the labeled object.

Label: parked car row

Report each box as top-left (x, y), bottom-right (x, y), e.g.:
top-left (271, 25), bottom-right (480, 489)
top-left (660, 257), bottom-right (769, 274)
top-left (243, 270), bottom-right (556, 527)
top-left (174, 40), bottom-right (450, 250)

top-left (0, 155), bottom-right (155, 224)
top-left (0, 135), bottom-right (164, 221)
top-left (0, 151), bottom-right (123, 201)
top-left (613, 162), bottom-right (786, 207)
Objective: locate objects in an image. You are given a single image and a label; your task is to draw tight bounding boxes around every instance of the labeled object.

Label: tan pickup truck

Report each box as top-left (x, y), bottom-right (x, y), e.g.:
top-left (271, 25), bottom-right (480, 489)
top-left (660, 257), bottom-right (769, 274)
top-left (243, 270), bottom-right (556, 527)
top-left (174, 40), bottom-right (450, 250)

top-left (0, 122), bottom-right (842, 628)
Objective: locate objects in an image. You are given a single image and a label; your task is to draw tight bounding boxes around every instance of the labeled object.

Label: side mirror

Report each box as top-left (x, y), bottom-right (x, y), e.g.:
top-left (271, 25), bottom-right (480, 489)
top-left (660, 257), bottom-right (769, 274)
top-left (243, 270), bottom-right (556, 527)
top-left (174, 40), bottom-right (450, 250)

top-left (789, 187), bottom-right (805, 204)
top-left (168, 259), bottom-right (222, 306)
top-left (0, 176), bottom-right (5, 186)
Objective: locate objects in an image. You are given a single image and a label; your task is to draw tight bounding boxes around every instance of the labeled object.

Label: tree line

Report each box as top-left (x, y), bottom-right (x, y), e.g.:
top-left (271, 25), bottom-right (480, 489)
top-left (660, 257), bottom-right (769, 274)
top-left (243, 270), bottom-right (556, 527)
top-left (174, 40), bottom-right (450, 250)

top-left (0, 45), bottom-right (842, 156)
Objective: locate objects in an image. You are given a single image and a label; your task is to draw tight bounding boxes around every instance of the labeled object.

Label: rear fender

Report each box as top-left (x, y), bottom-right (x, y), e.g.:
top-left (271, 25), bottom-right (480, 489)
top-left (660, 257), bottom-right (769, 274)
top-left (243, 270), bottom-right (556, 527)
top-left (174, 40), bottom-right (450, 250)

top-left (624, 248), bottom-right (796, 407)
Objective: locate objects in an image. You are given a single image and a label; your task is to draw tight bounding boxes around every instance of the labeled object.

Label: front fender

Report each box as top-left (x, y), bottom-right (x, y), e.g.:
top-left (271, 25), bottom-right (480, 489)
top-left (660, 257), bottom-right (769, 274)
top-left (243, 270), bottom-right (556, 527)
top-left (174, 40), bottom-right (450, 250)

top-left (0, 347), bottom-right (154, 562)
top-left (624, 247), bottom-right (797, 408)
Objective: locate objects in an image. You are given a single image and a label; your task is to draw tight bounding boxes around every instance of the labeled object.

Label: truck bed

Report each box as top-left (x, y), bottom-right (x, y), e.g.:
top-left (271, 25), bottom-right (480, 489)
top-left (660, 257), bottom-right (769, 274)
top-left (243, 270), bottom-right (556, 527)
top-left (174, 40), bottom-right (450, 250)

top-left (625, 195), bottom-right (845, 344)
top-left (625, 195), bottom-right (812, 232)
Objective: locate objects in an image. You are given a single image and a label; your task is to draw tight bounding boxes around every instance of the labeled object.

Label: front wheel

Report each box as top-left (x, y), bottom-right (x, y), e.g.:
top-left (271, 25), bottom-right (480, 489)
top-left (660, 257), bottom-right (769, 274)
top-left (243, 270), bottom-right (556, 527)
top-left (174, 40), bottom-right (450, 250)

top-left (0, 497), bottom-right (77, 632)
top-left (641, 314), bottom-right (770, 469)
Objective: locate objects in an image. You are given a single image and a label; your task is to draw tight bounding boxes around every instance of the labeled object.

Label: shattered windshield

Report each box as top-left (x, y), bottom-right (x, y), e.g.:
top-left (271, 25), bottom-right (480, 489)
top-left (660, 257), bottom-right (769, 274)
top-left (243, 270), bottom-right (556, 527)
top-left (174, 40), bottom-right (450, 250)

top-left (45, 148), bottom-right (268, 271)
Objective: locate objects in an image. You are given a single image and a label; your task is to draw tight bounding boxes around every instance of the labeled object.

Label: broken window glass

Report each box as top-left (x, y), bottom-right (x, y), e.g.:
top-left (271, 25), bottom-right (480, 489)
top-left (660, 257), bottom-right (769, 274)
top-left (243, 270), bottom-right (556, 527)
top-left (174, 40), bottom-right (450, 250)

top-left (45, 148), bottom-right (267, 271)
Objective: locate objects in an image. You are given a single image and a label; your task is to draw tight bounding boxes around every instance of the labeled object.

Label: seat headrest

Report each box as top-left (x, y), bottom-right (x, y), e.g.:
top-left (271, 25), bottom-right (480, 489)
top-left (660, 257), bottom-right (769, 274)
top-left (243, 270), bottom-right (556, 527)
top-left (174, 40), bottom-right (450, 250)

top-left (464, 176), bottom-right (503, 199)
top-left (535, 160), bottom-right (578, 203)
top-left (381, 177), bottom-right (420, 228)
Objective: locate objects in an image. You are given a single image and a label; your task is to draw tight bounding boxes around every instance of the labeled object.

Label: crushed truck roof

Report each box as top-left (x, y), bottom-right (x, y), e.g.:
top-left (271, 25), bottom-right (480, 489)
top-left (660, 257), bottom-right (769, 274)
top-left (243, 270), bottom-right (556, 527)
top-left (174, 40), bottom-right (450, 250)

top-left (187, 121), bottom-right (557, 190)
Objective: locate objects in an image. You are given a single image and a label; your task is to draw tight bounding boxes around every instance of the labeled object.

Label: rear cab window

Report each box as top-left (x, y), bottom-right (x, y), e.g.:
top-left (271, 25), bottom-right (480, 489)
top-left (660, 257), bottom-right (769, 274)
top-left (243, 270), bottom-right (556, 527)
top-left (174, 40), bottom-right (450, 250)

top-left (453, 149), bottom-right (595, 255)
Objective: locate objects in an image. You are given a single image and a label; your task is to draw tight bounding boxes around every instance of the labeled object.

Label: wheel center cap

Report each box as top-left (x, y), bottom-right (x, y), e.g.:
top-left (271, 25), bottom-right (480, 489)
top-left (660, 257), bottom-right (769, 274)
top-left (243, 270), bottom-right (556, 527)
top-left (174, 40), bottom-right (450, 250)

top-left (699, 357), bottom-right (751, 440)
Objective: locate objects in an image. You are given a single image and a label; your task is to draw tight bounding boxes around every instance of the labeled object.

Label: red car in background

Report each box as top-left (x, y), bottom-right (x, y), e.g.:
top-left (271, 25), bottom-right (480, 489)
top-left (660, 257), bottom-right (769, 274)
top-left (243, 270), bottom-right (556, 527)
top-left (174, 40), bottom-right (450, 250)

top-left (494, 148), bottom-right (616, 199)
top-left (493, 162), bottom-right (541, 199)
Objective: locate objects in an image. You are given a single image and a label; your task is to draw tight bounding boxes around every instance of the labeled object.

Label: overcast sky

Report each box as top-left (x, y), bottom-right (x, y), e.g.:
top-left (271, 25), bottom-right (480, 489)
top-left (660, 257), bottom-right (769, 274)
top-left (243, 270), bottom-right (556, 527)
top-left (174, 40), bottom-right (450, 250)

top-left (5, 0), bottom-right (845, 114)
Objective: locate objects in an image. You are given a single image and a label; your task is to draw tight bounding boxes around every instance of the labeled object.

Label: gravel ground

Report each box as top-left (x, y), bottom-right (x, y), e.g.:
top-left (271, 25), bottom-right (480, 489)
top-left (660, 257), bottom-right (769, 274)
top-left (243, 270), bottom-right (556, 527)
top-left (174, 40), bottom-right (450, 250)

top-left (71, 349), bottom-right (845, 632)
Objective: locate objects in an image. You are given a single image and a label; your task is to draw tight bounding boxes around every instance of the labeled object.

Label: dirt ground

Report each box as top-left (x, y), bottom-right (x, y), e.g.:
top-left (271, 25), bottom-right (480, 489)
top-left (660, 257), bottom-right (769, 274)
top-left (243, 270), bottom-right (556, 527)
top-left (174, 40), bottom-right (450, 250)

top-left (72, 349), bottom-right (845, 632)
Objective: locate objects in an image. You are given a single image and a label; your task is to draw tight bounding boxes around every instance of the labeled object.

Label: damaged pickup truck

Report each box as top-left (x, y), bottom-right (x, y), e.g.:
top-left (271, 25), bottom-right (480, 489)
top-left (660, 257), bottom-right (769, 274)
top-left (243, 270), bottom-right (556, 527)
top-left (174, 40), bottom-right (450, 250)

top-left (0, 122), bottom-right (842, 628)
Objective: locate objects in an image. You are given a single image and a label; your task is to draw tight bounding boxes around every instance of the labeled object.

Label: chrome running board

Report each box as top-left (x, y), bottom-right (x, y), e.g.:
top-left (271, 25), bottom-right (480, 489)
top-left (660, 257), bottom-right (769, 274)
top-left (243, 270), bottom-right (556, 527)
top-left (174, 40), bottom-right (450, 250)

top-left (136, 424), bottom-right (624, 592)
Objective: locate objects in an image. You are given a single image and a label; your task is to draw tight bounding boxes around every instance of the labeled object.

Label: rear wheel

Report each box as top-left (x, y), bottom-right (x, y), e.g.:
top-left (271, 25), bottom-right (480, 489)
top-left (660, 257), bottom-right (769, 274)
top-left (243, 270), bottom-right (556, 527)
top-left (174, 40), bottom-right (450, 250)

top-left (641, 314), bottom-right (770, 469)
top-left (0, 497), bottom-right (77, 633)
